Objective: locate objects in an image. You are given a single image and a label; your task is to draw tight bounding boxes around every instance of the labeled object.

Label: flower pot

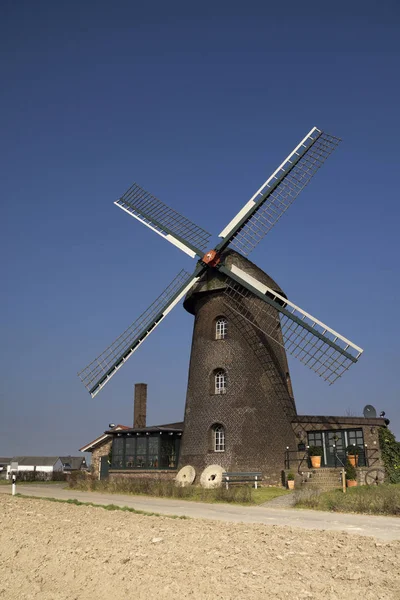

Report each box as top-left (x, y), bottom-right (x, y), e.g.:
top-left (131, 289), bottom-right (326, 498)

top-left (347, 479), bottom-right (357, 487)
top-left (348, 455), bottom-right (358, 467)
top-left (287, 480), bottom-right (295, 490)
top-left (310, 456), bottom-right (321, 468)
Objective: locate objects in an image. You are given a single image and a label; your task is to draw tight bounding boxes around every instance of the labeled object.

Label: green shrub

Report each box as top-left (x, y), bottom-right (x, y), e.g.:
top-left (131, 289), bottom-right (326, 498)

top-left (379, 427), bottom-right (400, 484)
top-left (308, 446), bottom-right (323, 457)
top-left (345, 460), bottom-right (357, 481)
top-left (287, 472), bottom-right (294, 481)
top-left (346, 444), bottom-right (362, 456)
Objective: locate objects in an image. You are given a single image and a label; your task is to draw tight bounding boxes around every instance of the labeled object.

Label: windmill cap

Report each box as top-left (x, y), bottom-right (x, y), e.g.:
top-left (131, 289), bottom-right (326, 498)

top-left (183, 249), bottom-right (286, 315)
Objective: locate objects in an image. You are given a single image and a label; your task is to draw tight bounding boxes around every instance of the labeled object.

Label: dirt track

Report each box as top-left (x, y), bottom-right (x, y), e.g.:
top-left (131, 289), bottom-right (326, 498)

top-left (0, 495), bottom-right (399, 599)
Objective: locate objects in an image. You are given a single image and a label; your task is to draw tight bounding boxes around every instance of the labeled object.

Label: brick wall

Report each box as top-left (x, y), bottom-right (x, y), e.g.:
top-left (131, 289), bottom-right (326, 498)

top-left (91, 438), bottom-right (112, 478)
top-left (134, 383), bottom-right (147, 428)
top-left (109, 470), bottom-right (177, 481)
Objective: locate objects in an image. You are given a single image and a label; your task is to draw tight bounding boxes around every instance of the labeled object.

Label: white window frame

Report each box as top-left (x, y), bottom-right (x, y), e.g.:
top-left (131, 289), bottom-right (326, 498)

top-left (214, 425), bottom-right (225, 452)
top-left (215, 318), bottom-right (227, 340)
top-left (214, 369), bottom-right (227, 394)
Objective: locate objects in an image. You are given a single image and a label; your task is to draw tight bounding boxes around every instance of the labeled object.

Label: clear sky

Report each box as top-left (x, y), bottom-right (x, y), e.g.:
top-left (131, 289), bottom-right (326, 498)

top-left (1, 0), bottom-right (399, 460)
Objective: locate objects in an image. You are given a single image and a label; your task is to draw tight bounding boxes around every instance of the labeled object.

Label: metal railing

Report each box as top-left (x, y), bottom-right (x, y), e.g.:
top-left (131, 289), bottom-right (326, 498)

top-left (284, 444), bottom-right (380, 473)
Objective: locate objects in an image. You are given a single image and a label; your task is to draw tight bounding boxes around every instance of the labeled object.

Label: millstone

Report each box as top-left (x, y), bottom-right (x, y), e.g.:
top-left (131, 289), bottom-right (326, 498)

top-left (175, 465), bottom-right (196, 487)
top-left (200, 465), bottom-right (224, 489)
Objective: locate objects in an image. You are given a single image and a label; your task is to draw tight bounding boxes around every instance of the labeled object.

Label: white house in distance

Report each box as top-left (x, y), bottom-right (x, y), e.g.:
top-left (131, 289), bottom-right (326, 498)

top-left (0, 457), bottom-right (11, 478)
top-left (6, 456), bottom-right (63, 479)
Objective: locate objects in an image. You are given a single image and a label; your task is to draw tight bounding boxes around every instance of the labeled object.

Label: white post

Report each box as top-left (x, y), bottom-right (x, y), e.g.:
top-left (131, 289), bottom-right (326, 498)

top-left (255, 475), bottom-right (258, 490)
top-left (12, 474), bottom-right (16, 496)
top-left (225, 476), bottom-right (229, 490)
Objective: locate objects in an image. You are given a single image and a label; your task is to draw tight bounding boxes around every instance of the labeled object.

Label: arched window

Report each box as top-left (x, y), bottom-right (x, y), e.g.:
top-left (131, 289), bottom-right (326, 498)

top-left (213, 425), bottom-right (225, 452)
top-left (215, 317), bottom-right (227, 340)
top-left (214, 369), bottom-right (227, 394)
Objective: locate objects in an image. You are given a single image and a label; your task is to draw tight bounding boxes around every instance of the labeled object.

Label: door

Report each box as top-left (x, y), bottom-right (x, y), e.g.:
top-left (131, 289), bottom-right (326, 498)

top-left (324, 431), bottom-right (346, 467)
top-left (99, 455), bottom-right (109, 480)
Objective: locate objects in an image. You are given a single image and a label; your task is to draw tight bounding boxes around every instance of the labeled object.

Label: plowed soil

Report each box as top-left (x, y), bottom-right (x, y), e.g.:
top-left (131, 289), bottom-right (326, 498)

top-left (0, 495), bottom-right (399, 599)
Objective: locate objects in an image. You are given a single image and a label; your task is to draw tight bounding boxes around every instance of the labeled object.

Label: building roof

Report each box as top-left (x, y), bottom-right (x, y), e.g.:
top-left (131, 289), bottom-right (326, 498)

top-left (153, 421), bottom-right (184, 430)
top-left (60, 456), bottom-right (87, 470)
top-left (10, 456), bottom-right (61, 467)
top-left (0, 457), bottom-right (11, 466)
top-left (292, 415), bottom-right (387, 426)
top-left (106, 422), bottom-right (184, 435)
top-left (80, 422), bottom-right (184, 452)
top-left (79, 425), bottom-right (131, 453)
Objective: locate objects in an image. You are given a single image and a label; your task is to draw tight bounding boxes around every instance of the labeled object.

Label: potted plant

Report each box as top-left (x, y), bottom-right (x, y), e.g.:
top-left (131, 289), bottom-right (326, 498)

top-left (287, 472), bottom-right (295, 490)
top-left (308, 446), bottom-right (323, 468)
top-left (345, 460), bottom-right (357, 487)
top-left (346, 445), bottom-right (361, 467)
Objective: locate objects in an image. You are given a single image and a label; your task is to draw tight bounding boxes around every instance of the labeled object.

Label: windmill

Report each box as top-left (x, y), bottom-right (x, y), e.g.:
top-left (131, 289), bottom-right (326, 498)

top-left (78, 127), bottom-right (363, 481)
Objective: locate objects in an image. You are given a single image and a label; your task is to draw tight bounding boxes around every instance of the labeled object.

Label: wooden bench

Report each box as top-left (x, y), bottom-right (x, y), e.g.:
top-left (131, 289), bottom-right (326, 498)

top-left (222, 472), bottom-right (262, 489)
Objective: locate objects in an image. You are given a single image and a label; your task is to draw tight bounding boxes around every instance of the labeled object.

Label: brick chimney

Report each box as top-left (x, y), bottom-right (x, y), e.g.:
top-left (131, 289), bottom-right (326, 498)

top-left (134, 383), bottom-right (147, 428)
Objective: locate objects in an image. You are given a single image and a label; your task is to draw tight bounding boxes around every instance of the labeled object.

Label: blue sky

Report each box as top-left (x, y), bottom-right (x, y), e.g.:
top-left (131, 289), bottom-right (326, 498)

top-left (1, 1), bottom-right (399, 459)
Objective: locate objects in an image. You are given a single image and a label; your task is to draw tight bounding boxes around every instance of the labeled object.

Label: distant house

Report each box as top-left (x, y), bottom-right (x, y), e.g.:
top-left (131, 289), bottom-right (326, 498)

top-left (7, 457), bottom-right (63, 479)
top-left (0, 457), bottom-right (11, 479)
top-left (6, 456), bottom-right (88, 479)
top-left (60, 456), bottom-right (87, 473)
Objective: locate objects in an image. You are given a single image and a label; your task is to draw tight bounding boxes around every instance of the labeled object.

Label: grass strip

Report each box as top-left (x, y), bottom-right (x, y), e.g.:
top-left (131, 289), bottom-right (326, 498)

top-left (13, 493), bottom-right (189, 519)
top-left (294, 484), bottom-right (400, 516)
top-left (67, 476), bottom-right (288, 505)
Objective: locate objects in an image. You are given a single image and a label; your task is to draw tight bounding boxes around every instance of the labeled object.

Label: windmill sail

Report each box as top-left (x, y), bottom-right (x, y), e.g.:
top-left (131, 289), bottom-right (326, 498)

top-left (220, 264), bottom-right (363, 385)
top-left (217, 127), bottom-right (340, 256)
top-left (78, 270), bottom-right (199, 397)
top-left (115, 183), bottom-right (211, 258)
top-left (79, 125), bottom-right (364, 398)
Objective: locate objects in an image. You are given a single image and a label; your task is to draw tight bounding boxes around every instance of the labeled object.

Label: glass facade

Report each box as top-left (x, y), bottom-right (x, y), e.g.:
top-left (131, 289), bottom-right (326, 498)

top-left (112, 437), bottom-right (124, 468)
top-left (160, 438), bottom-right (177, 469)
top-left (307, 428), bottom-right (366, 467)
top-left (111, 434), bottom-right (181, 470)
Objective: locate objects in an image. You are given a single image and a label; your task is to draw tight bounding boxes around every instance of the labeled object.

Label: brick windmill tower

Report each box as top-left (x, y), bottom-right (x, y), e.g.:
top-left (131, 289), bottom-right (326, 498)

top-left (79, 127), bottom-right (363, 483)
top-left (180, 249), bottom-right (297, 482)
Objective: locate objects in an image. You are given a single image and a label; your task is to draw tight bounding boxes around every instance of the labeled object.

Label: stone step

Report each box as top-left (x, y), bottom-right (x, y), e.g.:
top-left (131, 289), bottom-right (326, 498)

top-left (300, 475), bottom-right (342, 481)
top-left (291, 468), bottom-right (346, 491)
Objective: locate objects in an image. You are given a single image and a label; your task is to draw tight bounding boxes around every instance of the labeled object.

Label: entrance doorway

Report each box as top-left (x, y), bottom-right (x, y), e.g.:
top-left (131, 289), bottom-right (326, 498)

top-left (307, 429), bottom-right (365, 467)
top-left (324, 431), bottom-right (346, 467)
top-left (100, 455), bottom-right (109, 480)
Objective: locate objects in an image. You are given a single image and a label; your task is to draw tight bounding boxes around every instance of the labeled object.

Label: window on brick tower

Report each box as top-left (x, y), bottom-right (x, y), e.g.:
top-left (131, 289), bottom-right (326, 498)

top-left (214, 369), bottom-right (227, 394)
top-left (213, 425), bottom-right (225, 452)
top-left (215, 317), bottom-right (227, 340)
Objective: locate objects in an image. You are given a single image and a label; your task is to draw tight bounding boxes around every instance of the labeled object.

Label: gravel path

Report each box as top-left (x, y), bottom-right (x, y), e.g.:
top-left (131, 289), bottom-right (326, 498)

top-left (1, 495), bottom-right (400, 600)
top-left (261, 493), bottom-right (296, 508)
top-left (1, 484), bottom-right (400, 541)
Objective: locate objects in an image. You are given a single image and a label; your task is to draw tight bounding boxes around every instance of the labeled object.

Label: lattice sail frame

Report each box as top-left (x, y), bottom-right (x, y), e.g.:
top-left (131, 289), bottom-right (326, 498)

top-left (78, 270), bottom-right (198, 397)
top-left (115, 183), bottom-right (211, 258)
top-left (78, 126), bottom-right (364, 397)
top-left (218, 128), bottom-right (341, 256)
top-left (221, 264), bottom-right (363, 385)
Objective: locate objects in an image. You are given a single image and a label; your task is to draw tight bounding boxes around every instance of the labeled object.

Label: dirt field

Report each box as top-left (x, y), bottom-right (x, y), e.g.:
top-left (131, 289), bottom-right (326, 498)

top-left (0, 496), bottom-right (399, 599)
